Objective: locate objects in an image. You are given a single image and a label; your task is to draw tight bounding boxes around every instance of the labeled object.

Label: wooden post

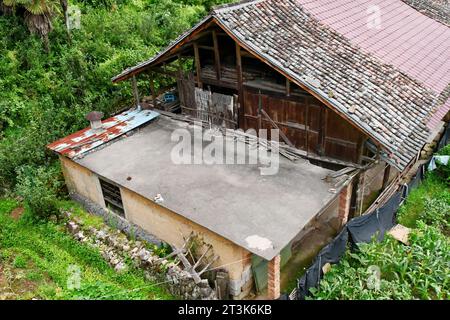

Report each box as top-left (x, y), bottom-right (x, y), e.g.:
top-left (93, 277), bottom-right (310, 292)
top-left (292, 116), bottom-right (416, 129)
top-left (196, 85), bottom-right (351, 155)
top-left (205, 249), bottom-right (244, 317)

top-left (177, 54), bottom-right (185, 109)
top-left (286, 78), bottom-right (291, 97)
top-left (149, 75), bottom-right (157, 109)
top-left (212, 30), bottom-right (221, 81)
top-left (258, 90), bottom-right (262, 132)
top-left (132, 75), bottom-right (141, 110)
top-left (318, 108), bottom-right (327, 156)
top-left (382, 165), bottom-right (391, 190)
top-left (193, 42), bottom-right (203, 89)
top-left (236, 43), bottom-right (244, 129)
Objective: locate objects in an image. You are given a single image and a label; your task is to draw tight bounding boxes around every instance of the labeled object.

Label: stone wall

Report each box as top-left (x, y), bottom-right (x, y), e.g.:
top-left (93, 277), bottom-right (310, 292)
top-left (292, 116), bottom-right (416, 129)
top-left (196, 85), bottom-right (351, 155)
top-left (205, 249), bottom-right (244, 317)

top-left (70, 192), bottom-right (161, 246)
top-left (63, 209), bottom-right (218, 300)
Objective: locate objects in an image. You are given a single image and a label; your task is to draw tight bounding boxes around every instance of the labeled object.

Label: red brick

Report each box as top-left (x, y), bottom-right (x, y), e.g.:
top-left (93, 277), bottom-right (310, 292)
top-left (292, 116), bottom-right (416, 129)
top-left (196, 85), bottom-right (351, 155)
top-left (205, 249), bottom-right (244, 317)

top-left (338, 183), bottom-right (352, 226)
top-left (267, 255), bottom-right (281, 300)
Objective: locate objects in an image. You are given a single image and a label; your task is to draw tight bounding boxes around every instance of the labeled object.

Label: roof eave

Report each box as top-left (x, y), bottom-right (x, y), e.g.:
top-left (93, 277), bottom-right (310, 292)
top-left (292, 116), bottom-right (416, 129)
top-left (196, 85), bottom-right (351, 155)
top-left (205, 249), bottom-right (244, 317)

top-left (111, 15), bottom-right (214, 83)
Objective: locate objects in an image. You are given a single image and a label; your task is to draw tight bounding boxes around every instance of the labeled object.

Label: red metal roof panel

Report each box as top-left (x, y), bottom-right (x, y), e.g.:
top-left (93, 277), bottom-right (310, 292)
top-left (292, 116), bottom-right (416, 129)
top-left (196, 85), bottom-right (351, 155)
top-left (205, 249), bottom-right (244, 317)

top-left (47, 109), bottom-right (160, 159)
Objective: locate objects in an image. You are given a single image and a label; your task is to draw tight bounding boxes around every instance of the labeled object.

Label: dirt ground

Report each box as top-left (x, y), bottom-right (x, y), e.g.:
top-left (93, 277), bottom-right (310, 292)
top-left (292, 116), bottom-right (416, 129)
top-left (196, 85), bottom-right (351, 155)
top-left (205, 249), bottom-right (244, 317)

top-left (10, 206), bottom-right (24, 220)
top-left (280, 216), bottom-right (341, 293)
top-left (0, 264), bottom-right (38, 300)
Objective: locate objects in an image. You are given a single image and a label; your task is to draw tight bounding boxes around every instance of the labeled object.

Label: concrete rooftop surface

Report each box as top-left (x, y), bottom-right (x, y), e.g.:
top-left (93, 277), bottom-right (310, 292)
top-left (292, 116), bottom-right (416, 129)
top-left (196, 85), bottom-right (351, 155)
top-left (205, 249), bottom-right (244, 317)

top-left (76, 116), bottom-right (338, 260)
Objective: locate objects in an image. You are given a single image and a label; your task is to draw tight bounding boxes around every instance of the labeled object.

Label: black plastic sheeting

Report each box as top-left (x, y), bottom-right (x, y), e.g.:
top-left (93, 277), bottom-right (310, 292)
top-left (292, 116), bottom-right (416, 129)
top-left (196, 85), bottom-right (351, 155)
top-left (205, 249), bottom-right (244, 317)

top-left (292, 124), bottom-right (449, 300)
top-left (297, 228), bottom-right (348, 300)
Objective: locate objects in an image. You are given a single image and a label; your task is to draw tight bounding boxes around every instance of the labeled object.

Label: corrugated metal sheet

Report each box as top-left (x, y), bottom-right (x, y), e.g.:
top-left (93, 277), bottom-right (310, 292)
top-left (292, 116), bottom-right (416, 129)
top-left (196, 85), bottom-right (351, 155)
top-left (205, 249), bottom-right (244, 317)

top-left (47, 109), bottom-right (160, 159)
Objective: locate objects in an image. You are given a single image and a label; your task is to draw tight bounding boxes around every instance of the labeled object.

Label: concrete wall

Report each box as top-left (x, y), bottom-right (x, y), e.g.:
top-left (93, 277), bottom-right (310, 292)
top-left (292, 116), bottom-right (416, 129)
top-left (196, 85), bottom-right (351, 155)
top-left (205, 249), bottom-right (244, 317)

top-left (60, 156), bottom-right (105, 207)
top-left (120, 188), bottom-right (253, 294)
top-left (60, 157), bottom-right (253, 299)
top-left (291, 196), bottom-right (340, 251)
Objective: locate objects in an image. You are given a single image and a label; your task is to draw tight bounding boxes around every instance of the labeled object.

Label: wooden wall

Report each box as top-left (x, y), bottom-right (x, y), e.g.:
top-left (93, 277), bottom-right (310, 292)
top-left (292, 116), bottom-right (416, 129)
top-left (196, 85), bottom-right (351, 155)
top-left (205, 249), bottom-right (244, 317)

top-left (242, 87), bottom-right (364, 163)
top-left (168, 24), bottom-right (365, 165)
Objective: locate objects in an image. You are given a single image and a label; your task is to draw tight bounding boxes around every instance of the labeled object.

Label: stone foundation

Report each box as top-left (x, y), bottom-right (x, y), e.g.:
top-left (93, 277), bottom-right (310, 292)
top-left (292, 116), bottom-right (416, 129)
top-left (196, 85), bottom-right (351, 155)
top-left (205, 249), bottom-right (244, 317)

top-left (62, 203), bottom-right (218, 300)
top-left (70, 192), bottom-right (161, 246)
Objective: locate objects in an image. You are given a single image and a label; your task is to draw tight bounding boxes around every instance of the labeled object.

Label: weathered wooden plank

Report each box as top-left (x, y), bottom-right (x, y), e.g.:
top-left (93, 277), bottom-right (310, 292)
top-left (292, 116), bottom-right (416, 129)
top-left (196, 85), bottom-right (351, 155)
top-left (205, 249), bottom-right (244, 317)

top-left (261, 109), bottom-right (295, 148)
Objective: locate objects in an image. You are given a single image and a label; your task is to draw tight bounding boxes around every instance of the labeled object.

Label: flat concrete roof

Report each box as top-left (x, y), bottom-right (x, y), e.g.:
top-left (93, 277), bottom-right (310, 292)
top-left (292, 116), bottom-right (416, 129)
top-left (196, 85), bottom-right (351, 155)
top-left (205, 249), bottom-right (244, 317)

top-left (77, 116), bottom-right (338, 260)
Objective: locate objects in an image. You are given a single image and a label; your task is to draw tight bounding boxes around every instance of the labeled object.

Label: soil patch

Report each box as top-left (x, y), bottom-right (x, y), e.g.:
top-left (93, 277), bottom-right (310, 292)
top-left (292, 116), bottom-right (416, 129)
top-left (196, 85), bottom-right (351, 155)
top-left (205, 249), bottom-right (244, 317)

top-left (10, 206), bottom-right (24, 220)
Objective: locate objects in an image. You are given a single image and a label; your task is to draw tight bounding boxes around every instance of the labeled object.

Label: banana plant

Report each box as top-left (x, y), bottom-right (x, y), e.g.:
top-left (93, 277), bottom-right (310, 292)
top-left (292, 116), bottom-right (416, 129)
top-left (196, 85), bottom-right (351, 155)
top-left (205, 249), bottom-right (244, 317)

top-left (1, 0), bottom-right (69, 51)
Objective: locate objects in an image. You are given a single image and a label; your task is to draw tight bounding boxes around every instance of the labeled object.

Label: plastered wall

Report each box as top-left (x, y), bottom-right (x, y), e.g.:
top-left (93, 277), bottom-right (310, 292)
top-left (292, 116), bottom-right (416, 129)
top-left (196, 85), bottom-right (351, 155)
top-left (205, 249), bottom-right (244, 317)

top-left (60, 157), bottom-right (254, 297)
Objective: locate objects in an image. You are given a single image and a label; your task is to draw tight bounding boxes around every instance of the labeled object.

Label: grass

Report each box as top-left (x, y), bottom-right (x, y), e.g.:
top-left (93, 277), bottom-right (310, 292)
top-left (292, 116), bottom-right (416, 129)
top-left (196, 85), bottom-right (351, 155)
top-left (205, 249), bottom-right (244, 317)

top-left (0, 198), bottom-right (173, 300)
top-left (397, 173), bottom-right (450, 229)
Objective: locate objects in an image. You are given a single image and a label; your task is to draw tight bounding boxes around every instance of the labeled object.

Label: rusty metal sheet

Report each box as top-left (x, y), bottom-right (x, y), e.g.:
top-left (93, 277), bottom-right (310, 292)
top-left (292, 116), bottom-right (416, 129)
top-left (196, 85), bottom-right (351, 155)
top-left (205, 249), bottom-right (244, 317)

top-left (47, 109), bottom-right (160, 159)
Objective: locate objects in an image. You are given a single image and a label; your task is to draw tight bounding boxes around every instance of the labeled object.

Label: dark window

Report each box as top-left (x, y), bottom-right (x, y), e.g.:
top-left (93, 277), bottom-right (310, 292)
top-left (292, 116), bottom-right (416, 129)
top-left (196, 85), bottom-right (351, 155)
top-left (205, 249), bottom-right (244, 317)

top-left (99, 178), bottom-right (124, 217)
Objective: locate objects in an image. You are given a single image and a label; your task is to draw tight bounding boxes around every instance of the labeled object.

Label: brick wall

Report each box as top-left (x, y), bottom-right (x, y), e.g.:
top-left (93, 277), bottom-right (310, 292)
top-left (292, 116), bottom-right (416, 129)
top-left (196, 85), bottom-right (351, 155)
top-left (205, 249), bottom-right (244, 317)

top-left (338, 182), bottom-right (352, 226)
top-left (268, 255), bottom-right (281, 300)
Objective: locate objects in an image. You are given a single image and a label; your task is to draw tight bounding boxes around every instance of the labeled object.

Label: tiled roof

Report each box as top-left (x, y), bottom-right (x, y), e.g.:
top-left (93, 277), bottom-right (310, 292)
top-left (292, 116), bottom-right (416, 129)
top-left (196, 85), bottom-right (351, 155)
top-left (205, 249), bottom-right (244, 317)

top-left (402, 0), bottom-right (450, 26)
top-left (113, 0), bottom-right (450, 171)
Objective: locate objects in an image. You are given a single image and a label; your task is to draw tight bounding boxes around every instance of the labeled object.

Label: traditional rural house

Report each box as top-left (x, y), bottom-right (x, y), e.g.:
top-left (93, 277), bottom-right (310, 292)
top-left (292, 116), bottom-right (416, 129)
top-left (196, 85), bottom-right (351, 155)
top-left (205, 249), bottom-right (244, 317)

top-left (48, 0), bottom-right (450, 300)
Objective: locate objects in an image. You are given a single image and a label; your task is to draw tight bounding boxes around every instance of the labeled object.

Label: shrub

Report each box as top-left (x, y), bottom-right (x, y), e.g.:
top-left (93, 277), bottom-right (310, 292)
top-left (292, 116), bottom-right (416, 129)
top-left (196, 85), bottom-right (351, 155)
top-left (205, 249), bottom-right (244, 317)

top-left (421, 196), bottom-right (450, 233)
top-left (15, 165), bottom-right (64, 220)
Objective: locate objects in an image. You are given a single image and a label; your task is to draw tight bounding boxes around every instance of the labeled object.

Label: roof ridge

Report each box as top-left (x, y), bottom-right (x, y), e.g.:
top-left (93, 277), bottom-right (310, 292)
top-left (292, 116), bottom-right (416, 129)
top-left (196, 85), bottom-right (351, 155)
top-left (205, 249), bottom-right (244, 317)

top-left (401, 0), bottom-right (450, 27)
top-left (212, 0), bottom-right (265, 13)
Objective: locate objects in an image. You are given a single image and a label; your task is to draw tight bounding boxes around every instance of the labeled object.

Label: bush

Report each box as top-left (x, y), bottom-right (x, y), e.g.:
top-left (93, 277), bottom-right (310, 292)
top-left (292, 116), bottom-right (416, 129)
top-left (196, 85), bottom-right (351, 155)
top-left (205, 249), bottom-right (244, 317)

top-left (0, 0), bottom-right (232, 198)
top-left (15, 165), bottom-right (64, 220)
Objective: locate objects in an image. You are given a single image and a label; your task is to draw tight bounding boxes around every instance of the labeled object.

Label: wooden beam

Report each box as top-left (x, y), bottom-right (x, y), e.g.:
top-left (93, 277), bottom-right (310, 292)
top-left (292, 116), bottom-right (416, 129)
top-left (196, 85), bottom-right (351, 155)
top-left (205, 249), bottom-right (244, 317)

top-left (198, 45), bottom-right (215, 51)
top-left (193, 42), bottom-right (203, 89)
top-left (112, 19), bottom-right (215, 83)
top-left (150, 67), bottom-right (179, 78)
top-left (236, 42), bottom-right (244, 128)
top-left (212, 30), bottom-right (221, 81)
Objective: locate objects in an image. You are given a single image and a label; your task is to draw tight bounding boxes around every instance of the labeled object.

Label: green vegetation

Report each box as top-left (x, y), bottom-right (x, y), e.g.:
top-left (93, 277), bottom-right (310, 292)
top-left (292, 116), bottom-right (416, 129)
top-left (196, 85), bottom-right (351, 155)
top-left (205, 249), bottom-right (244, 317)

top-left (310, 223), bottom-right (449, 300)
top-left (0, 0), bottom-right (231, 217)
top-left (0, 198), bottom-right (173, 300)
top-left (398, 145), bottom-right (450, 234)
top-left (310, 147), bottom-right (450, 300)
